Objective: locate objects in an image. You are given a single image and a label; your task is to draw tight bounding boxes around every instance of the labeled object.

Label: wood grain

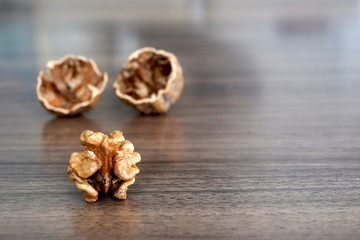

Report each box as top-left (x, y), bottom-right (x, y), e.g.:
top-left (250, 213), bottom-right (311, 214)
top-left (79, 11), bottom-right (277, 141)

top-left (0, 0), bottom-right (359, 239)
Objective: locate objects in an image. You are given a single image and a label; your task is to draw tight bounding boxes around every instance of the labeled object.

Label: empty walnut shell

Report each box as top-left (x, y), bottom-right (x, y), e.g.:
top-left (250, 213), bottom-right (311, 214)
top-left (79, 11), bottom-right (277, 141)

top-left (113, 47), bottom-right (184, 114)
top-left (37, 55), bottom-right (108, 117)
top-left (67, 130), bottom-right (141, 203)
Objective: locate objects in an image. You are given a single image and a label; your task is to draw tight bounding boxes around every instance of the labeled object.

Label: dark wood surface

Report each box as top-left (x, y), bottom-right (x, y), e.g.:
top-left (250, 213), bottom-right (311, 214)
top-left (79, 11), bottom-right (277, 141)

top-left (1, 1), bottom-right (360, 239)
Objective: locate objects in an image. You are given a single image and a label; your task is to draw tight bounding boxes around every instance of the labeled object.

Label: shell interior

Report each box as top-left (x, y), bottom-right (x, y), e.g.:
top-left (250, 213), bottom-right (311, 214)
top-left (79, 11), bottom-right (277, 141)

top-left (117, 51), bottom-right (172, 100)
top-left (39, 57), bottom-right (103, 110)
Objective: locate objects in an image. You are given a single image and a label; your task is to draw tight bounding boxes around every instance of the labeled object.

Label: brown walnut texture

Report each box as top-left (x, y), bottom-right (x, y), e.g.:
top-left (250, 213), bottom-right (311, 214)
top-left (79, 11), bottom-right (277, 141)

top-left (37, 55), bottom-right (108, 117)
top-left (114, 47), bottom-right (184, 114)
top-left (67, 130), bottom-right (141, 202)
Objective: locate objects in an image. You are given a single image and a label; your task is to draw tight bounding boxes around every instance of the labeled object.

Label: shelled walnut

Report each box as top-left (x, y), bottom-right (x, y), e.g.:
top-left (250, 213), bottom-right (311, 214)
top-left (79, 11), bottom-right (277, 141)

top-left (67, 130), bottom-right (141, 202)
top-left (37, 55), bottom-right (108, 117)
top-left (114, 47), bottom-right (184, 114)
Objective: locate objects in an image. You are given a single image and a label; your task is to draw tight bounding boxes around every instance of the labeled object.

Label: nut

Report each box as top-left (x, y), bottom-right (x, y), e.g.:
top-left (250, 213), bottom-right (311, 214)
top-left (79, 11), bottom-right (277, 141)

top-left (114, 47), bottom-right (184, 114)
top-left (67, 130), bottom-right (141, 202)
top-left (37, 55), bottom-right (108, 117)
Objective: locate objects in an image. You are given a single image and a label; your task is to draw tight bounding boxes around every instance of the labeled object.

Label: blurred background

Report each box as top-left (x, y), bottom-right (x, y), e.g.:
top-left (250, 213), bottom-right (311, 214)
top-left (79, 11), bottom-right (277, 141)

top-left (1, 0), bottom-right (359, 84)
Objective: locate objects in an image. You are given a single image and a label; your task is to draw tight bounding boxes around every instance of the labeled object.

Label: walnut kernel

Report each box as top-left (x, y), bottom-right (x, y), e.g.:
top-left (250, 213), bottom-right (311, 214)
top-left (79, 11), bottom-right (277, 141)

top-left (67, 130), bottom-right (141, 202)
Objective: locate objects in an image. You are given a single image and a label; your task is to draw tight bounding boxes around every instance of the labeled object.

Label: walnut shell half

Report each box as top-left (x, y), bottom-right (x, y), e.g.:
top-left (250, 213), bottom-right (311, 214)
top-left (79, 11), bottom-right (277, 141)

top-left (113, 47), bottom-right (184, 114)
top-left (37, 55), bottom-right (108, 117)
top-left (67, 130), bottom-right (141, 203)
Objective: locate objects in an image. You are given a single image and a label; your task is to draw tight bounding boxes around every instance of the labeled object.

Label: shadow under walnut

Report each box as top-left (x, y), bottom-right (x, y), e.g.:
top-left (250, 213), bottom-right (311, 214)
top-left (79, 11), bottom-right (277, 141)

top-left (67, 130), bottom-right (141, 202)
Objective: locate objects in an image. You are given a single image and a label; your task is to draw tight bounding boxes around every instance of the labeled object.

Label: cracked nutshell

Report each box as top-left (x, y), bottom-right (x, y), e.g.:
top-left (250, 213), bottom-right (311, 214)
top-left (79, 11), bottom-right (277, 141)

top-left (37, 55), bottom-right (108, 117)
top-left (114, 47), bottom-right (184, 114)
top-left (67, 130), bottom-right (141, 202)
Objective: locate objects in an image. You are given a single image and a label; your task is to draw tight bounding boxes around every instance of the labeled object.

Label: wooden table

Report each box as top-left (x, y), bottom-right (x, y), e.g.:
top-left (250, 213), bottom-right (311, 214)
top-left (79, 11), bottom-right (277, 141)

top-left (1, 1), bottom-right (359, 239)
